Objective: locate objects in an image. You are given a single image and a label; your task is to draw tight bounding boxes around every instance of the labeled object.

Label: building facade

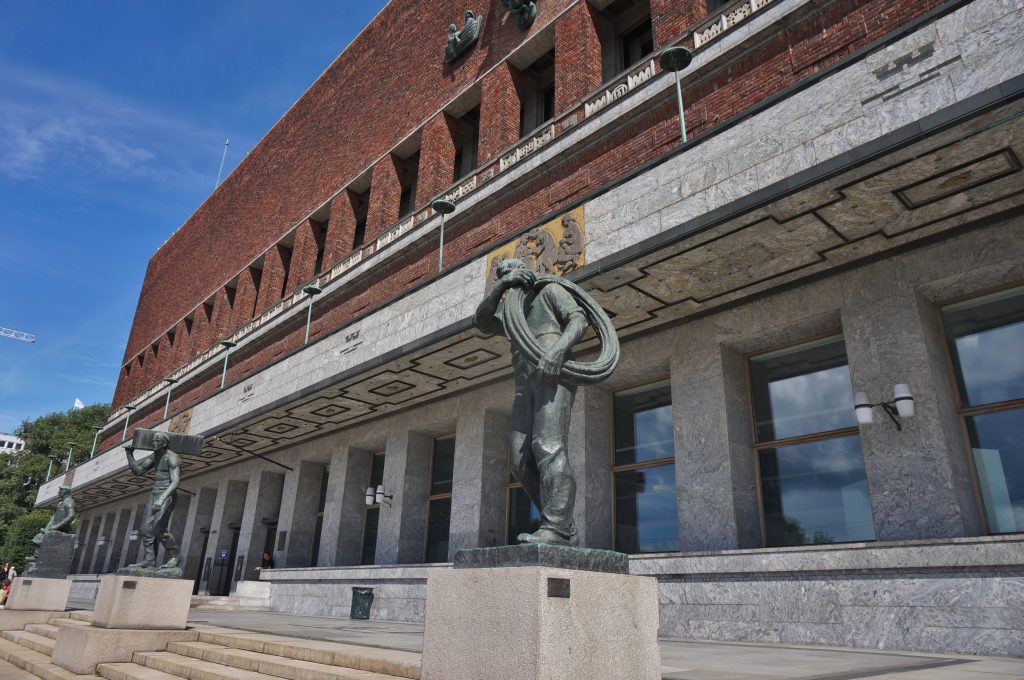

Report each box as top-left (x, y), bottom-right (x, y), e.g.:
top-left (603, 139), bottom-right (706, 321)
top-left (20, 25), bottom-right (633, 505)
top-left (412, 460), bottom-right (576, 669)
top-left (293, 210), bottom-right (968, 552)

top-left (39, 0), bottom-right (1024, 657)
top-left (0, 434), bottom-right (25, 453)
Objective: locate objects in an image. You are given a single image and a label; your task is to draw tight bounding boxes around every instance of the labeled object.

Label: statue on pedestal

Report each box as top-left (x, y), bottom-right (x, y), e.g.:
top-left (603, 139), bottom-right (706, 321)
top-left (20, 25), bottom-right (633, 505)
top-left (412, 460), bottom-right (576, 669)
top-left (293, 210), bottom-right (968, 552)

top-left (475, 258), bottom-right (619, 546)
top-left (119, 432), bottom-right (182, 577)
top-left (24, 485), bottom-right (77, 578)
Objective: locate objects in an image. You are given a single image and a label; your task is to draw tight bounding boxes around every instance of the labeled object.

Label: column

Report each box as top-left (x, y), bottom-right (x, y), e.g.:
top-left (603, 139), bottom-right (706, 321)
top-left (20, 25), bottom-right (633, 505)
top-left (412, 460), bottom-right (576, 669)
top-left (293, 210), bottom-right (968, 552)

top-left (70, 518), bottom-right (90, 574)
top-left (448, 403), bottom-right (509, 556)
top-left (180, 487), bottom-right (217, 584)
top-left (319, 447), bottom-right (372, 566)
top-left (568, 386), bottom-right (614, 550)
top-left (167, 493), bottom-right (192, 566)
top-left (323, 191), bottom-right (359, 266)
top-left (375, 429), bottom-right (432, 565)
top-left (231, 267), bottom-right (259, 329)
top-left (104, 507), bottom-right (133, 573)
top-left (479, 62), bottom-right (524, 164)
top-left (238, 470), bottom-right (285, 583)
top-left (650, 0), bottom-right (706, 50)
top-left (365, 156), bottom-right (403, 244)
top-left (419, 112), bottom-right (459, 203)
top-left (671, 318), bottom-right (761, 551)
top-left (276, 461), bottom-right (325, 568)
top-left (285, 219), bottom-right (323, 294)
top-left (841, 260), bottom-right (983, 540)
top-left (554, 1), bottom-right (603, 115)
top-left (209, 479), bottom-right (248, 594)
top-left (117, 504), bottom-right (142, 569)
top-left (254, 245), bottom-right (288, 314)
top-left (89, 511), bottom-right (116, 574)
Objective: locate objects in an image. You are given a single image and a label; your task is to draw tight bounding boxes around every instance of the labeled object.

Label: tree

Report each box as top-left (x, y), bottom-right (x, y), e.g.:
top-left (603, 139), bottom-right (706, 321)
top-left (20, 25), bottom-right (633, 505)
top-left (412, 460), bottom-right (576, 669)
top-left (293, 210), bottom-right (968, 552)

top-left (0, 403), bottom-right (109, 566)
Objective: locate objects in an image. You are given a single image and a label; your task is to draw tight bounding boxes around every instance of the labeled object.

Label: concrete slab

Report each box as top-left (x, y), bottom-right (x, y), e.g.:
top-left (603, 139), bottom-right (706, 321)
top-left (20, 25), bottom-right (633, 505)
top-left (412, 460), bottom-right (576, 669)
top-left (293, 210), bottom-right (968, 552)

top-left (92, 575), bottom-right (192, 630)
top-left (5, 578), bottom-right (70, 612)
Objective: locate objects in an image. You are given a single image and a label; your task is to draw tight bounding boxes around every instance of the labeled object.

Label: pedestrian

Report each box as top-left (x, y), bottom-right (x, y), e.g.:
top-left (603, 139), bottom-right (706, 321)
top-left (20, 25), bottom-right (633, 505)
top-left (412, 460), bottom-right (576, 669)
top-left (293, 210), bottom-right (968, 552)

top-left (0, 564), bottom-right (9, 581)
top-left (255, 551), bottom-right (274, 574)
top-left (8, 565), bottom-right (17, 580)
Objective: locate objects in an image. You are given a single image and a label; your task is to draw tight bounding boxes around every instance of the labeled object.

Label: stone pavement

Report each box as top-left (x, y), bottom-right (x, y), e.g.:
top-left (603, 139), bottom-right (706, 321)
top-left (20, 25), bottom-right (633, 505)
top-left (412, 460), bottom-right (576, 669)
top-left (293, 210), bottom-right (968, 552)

top-left (185, 609), bottom-right (1024, 679)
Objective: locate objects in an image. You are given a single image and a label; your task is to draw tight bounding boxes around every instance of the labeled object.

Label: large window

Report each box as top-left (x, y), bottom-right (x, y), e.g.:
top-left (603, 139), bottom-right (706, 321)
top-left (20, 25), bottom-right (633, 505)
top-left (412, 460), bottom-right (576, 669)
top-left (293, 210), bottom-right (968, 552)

top-left (942, 286), bottom-right (1024, 534)
top-left (749, 336), bottom-right (875, 547)
top-left (360, 452), bottom-right (385, 565)
top-left (612, 382), bottom-right (679, 553)
top-left (424, 436), bottom-right (455, 562)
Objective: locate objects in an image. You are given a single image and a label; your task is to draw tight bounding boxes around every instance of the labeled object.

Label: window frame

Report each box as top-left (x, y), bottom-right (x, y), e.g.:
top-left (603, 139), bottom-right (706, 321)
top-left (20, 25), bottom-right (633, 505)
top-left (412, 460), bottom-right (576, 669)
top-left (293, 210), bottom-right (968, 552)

top-left (743, 332), bottom-right (870, 548)
top-left (423, 434), bottom-right (456, 563)
top-left (608, 377), bottom-right (680, 554)
top-left (936, 281), bottom-right (1024, 536)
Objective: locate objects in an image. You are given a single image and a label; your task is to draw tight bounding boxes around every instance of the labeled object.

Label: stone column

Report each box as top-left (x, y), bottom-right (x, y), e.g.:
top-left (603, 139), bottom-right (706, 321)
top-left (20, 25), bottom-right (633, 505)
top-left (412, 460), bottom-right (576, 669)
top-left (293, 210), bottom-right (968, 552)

top-left (104, 507), bottom-right (133, 573)
top-left (207, 479), bottom-right (248, 594)
top-left (238, 470), bottom-right (285, 583)
top-left (70, 517), bottom-right (90, 574)
top-left (286, 218), bottom-right (324, 294)
top-left (376, 430), bottom-right (432, 565)
top-left (118, 504), bottom-right (143, 569)
top-left (366, 155), bottom-right (404, 244)
top-left (180, 487), bottom-right (217, 584)
top-left (276, 461), bottom-right (326, 567)
top-left (419, 112), bottom-right (460, 203)
top-left (568, 386), bottom-right (614, 550)
top-left (479, 62), bottom-right (524, 164)
top-left (449, 402), bottom-right (509, 556)
top-left (319, 447), bottom-right (372, 566)
top-left (650, 0), bottom-right (706, 50)
top-left (554, 1), bottom-right (603, 115)
top-left (324, 190), bottom-right (359, 266)
top-left (841, 260), bottom-right (983, 540)
top-left (254, 245), bottom-right (288, 314)
top-left (671, 318), bottom-right (761, 551)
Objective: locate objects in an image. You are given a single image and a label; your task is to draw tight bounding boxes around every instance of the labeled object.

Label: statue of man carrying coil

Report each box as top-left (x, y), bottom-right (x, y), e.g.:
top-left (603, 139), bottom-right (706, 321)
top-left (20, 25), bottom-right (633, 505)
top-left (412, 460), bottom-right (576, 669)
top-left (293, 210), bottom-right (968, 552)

top-left (475, 258), bottom-right (619, 546)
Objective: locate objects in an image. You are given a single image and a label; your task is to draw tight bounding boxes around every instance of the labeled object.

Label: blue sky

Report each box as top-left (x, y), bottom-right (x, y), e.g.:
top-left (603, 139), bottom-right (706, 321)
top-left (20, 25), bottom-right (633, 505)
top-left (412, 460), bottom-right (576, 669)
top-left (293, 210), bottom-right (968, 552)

top-left (0, 1), bottom-right (388, 432)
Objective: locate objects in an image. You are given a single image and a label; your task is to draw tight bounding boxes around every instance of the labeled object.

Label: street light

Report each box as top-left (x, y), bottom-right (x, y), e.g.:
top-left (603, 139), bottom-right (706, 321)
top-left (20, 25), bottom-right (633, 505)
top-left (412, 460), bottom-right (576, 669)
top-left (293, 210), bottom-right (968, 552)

top-left (302, 284), bottom-right (323, 345)
top-left (90, 425), bottom-right (103, 458)
top-left (659, 46), bottom-right (693, 144)
top-left (162, 378), bottom-right (179, 419)
top-left (64, 444), bottom-right (75, 471)
top-left (431, 199), bottom-right (456, 273)
top-left (219, 340), bottom-right (237, 389)
top-left (121, 405), bottom-right (137, 442)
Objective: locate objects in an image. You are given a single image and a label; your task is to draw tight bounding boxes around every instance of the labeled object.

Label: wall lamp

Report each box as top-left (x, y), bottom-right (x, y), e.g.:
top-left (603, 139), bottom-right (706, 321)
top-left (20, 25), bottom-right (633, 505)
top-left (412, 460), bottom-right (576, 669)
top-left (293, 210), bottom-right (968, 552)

top-left (302, 284), bottom-right (323, 345)
top-left (90, 425), bottom-right (104, 458)
top-left (659, 46), bottom-right (693, 144)
top-left (365, 484), bottom-right (393, 507)
top-left (219, 340), bottom-right (237, 389)
top-left (163, 378), bottom-right (179, 419)
top-left (97, 536), bottom-right (108, 548)
top-left (855, 384), bottom-right (915, 430)
top-left (129, 530), bottom-right (140, 542)
top-left (432, 199), bottom-right (456, 273)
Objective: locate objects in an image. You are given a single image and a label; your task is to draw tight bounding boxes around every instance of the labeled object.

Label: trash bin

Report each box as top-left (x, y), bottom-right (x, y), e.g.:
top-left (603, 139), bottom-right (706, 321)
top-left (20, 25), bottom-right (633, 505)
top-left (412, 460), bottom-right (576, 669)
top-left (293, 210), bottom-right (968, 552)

top-left (350, 587), bottom-right (374, 619)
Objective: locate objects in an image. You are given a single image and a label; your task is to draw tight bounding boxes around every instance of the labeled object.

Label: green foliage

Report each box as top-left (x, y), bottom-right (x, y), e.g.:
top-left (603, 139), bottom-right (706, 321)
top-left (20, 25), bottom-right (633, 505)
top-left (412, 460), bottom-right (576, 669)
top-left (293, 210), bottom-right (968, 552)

top-left (0, 403), bottom-right (109, 556)
top-left (1, 510), bottom-right (51, 572)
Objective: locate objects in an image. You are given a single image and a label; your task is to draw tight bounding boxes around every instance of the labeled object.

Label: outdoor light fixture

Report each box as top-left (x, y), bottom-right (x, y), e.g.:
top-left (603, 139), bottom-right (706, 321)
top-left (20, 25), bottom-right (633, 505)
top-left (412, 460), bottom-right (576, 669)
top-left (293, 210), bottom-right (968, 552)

top-left (89, 425), bottom-right (103, 458)
top-left (854, 384), bottom-right (916, 430)
top-left (366, 484), bottom-right (393, 507)
top-left (64, 444), bottom-right (75, 471)
top-left (45, 457), bottom-right (58, 481)
top-left (432, 199), bottom-right (456, 273)
top-left (659, 46), bottom-right (693, 144)
top-left (219, 340), bottom-right (237, 389)
top-left (97, 536), bottom-right (108, 547)
top-left (121, 404), bottom-right (137, 442)
top-left (163, 378), bottom-right (179, 419)
top-left (302, 284), bottom-right (323, 345)
top-left (129, 530), bottom-right (140, 542)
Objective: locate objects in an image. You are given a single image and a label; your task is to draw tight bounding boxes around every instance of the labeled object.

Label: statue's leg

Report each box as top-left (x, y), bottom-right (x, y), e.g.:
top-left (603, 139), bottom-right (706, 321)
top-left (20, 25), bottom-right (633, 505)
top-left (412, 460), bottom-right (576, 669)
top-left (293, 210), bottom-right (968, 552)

top-left (132, 501), bottom-right (158, 567)
top-left (509, 365), bottom-right (542, 508)
top-left (522, 378), bottom-right (577, 545)
top-left (153, 493), bottom-right (178, 568)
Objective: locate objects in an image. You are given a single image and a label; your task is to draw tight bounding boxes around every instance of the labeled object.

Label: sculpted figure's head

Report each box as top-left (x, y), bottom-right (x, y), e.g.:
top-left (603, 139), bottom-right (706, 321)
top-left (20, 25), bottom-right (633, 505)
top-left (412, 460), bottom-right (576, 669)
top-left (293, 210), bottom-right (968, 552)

top-left (497, 258), bottom-right (527, 279)
top-left (152, 432), bottom-right (171, 450)
top-left (58, 485), bottom-right (71, 498)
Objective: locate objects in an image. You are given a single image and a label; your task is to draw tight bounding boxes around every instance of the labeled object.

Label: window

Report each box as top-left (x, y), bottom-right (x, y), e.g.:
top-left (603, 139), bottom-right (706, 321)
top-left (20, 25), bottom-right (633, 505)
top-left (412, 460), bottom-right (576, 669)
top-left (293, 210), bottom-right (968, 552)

top-left (452, 107), bottom-right (480, 183)
top-left (518, 51), bottom-right (555, 137)
top-left (749, 336), bottom-right (874, 547)
top-left (309, 465), bottom-right (329, 565)
top-left (612, 382), bottom-right (679, 553)
top-left (597, 0), bottom-right (653, 81)
top-left (361, 452), bottom-right (386, 565)
top-left (312, 220), bottom-right (327, 274)
top-left (424, 436), bottom-right (455, 562)
top-left (620, 18), bottom-right (653, 72)
top-left (398, 152), bottom-right (420, 219)
top-left (708, 0), bottom-right (731, 12)
top-left (942, 286), bottom-right (1024, 534)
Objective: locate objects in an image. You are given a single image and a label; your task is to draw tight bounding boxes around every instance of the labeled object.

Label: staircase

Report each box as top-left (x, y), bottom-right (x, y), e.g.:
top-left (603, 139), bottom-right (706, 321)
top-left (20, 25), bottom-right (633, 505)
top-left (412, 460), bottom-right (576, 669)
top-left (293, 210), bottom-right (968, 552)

top-left (0, 613), bottom-right (420, 680)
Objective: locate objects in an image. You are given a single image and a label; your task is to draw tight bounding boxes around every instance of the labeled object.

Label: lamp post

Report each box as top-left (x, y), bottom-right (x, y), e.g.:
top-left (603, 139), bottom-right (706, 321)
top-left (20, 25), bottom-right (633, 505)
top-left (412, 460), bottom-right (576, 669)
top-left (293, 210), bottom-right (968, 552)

top-left (302, 284), bottom-right (323, 345)
top-left (64, 444), bottom-right (75, 471)
top-left (45, 457), bottom-right (56, 481)
top-left (659, 46), bottom-right (693, 144)
top-left (431, 199), bottom-right (456, 273)
top-left (121, 405), bottom-right (137, 442)
top-left (163, 378), bottom-right (179, 420)
top-left (219, 340), bottom-right (237, 389)
top-left (90, 425), bottom-right (103, 458)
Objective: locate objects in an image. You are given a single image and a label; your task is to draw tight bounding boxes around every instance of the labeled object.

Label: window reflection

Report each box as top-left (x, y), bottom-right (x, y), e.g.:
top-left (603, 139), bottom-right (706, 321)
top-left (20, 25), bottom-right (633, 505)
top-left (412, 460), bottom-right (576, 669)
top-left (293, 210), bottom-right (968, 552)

top-left (968, 408), bottom-right (1024, 533)
top-left (361, 452), bottom-right (385, 565)
top-left (614, 383), bottom-right (674, 466)
top-left (425, 436), bottom-right (455, 562)
top-left (425, 497), bottom-right (451, 563)
top-left (944, 288), bottom-right (1024, 407)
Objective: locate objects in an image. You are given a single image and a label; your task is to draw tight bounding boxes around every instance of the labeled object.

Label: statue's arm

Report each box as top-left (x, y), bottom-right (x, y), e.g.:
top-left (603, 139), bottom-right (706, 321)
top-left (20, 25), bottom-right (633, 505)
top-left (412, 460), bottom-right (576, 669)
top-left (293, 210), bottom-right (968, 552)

top-left (474, 281), bottom-right (508, 337)
top-left (125, 446), bottom-right (152, 476)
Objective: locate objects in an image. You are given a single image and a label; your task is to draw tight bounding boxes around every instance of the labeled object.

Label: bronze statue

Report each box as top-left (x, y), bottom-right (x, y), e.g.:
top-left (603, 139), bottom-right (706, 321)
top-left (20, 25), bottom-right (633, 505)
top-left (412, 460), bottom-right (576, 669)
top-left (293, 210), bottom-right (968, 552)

top-left (475, 258), bottom-right (619, 546)
top-left (122, 432), bottom-right (182, 575)
top-left (25, 485), bottom-right (77, 578)
top-left (503, 0), bottom-right (537, 30)
top-left (445, 10), bottom-right (483, 64)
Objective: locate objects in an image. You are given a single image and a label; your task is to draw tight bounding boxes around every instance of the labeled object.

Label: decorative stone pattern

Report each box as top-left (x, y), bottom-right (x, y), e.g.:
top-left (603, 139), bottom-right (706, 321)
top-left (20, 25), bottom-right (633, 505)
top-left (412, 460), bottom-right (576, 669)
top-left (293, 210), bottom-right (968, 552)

top-left (584, 59), bottom-right (657, 118)
top-left (694, 0), bottom-right (778, 48)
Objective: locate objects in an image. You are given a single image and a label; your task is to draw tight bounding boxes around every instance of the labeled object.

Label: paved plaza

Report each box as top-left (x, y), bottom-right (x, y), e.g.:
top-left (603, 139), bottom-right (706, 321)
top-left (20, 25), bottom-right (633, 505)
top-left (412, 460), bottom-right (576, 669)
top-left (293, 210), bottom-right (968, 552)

top-left (185, 609), bottom-right (1024, 680)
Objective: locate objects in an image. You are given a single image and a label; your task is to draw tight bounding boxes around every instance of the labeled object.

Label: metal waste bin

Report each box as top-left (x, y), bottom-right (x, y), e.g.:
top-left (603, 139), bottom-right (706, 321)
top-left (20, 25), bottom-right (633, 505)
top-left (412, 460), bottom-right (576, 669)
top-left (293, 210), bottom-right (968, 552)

top-left (350, 587), bottom-right (374, 619)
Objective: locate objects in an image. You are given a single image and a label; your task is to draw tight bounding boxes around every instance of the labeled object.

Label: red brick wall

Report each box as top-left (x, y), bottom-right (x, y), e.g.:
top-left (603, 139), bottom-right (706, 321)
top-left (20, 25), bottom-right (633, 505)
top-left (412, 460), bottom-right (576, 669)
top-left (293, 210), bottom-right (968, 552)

top-left (554, 1), bottom-right (603, 115)
top-left (109, 0), bottom-right (947, 415)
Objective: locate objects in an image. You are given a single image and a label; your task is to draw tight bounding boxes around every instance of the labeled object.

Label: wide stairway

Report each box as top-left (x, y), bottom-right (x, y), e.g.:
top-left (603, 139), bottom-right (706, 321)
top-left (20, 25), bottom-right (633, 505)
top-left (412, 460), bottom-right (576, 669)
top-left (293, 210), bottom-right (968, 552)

top-left (0, 613), bottom-right (420, 680)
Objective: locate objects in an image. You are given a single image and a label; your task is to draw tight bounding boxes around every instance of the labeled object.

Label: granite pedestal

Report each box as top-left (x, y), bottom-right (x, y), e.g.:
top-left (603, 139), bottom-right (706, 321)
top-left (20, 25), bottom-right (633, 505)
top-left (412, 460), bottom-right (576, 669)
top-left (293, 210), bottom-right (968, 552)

top-left (421, 545), bottom-right (660, 680)
top-left (51, 575), bottom-right (196, 674)
top-left (5, 577), bottom-right (71, 612)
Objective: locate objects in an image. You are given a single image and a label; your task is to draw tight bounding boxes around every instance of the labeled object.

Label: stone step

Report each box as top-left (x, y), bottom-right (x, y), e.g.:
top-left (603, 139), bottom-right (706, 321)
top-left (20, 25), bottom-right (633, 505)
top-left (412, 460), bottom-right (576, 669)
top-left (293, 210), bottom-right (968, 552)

top-left (47, 619), bottom-right (90, 630)
top-left (97, 662), bottom-right (183, 680)
top-left (166, 642), bottom-right (409, 680)
top-left (0, 655), bottom-right (42, 680)
top-left (0, 631), bottom-right (54, 657)
top-left (0, 637), bottom-right (100, 680)
top-left (23, 624), bottom-right (59, 641)
top-left (66, 613), bottom-right (92, 624)
top-left (194, 632), bottom-right (419, 680)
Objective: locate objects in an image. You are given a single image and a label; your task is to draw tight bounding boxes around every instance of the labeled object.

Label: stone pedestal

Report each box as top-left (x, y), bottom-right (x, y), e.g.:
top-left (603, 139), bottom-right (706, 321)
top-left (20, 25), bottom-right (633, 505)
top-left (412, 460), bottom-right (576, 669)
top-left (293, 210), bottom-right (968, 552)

top-left (421, 545), bottom-right (660, 680)
top-left (51, 575), bottom-right (196, 674)
top-left (6, 577), bottom-right (71, 612)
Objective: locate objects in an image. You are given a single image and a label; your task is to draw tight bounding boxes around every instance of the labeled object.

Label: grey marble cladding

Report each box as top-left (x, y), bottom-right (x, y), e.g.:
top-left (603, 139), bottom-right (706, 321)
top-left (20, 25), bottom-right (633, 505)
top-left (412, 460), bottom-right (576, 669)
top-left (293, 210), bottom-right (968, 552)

top-left (454, 544), bottom-right (629, 573)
